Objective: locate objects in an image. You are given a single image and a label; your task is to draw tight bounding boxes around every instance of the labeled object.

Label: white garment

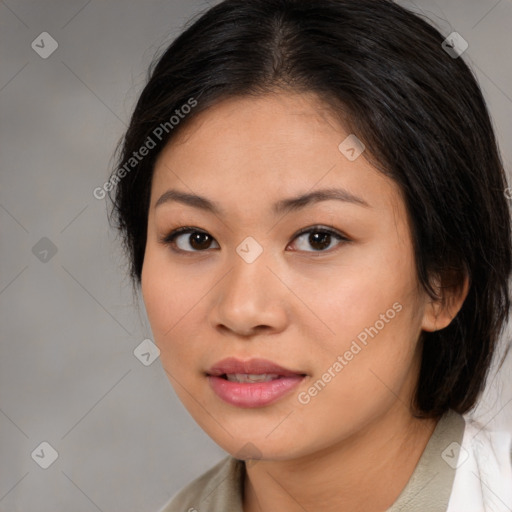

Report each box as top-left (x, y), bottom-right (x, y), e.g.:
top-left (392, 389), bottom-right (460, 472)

top-left (447, 418), bottom-right (512, 512)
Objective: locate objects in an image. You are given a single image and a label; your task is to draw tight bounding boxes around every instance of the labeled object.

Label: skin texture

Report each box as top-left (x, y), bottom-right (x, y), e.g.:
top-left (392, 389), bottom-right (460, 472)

top-left (141, 92), bottom-right (468, 512)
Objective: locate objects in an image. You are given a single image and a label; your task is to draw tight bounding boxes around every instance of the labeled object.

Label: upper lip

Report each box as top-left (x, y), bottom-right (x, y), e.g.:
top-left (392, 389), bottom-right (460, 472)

top-left (207, 357), bottom-right (306, 377)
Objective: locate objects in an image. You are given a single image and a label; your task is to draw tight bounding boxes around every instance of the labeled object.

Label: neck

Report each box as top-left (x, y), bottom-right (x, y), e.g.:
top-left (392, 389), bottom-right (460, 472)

top-left (243, 404), bottom-right (438, 512)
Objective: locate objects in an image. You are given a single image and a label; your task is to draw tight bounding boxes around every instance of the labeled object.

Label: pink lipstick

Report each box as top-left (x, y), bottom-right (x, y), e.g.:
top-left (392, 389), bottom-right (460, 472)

top-left (207, 357), bottom-right (306, 408)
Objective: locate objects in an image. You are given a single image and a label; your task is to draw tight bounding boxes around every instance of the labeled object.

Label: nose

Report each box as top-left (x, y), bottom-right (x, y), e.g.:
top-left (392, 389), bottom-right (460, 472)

top-left (209, 247), bottom-right (288, 338)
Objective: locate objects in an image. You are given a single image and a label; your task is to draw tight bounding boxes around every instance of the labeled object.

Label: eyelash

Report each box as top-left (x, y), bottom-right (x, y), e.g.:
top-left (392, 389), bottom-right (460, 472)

top-left (160, 225), bottom-right (350, 255)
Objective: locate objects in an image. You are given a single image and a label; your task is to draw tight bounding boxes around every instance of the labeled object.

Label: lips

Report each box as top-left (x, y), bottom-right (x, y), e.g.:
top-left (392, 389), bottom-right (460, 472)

top-left (207, 357), bottom-right (305, 377)
top-left (206, 357), bottom-right (306, 408)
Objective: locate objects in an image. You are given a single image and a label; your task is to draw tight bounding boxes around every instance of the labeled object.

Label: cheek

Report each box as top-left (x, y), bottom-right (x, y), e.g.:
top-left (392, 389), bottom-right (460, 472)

top-left (140, 248), bottom-right (201, 362)
top-left (294, 299), bottom-right (422, 445)
top-left (307, 245), bottom-right (418, 346)
top-left (301, 237), bottom-right (423, 390)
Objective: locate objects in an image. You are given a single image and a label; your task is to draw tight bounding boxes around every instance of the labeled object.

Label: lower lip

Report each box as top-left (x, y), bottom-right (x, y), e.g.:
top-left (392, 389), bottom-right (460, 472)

top-left (208, 375), bottom-right (305, 408)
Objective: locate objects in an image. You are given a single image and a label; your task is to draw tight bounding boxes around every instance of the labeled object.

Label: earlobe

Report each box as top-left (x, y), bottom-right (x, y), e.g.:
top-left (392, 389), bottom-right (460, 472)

top-left (421, 273), bottom-right (470, 332)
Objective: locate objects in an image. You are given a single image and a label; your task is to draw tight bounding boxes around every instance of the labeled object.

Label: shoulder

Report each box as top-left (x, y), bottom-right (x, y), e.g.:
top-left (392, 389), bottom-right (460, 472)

top-left (447, 414), bottom-right (512, 512)
top-left (157, 456), bottom-right (245, 512)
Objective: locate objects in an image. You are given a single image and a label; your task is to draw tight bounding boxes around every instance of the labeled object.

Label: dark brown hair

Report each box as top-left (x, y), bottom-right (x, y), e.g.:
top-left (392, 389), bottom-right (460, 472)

top-left (109, 0), bottom-right (512, 417)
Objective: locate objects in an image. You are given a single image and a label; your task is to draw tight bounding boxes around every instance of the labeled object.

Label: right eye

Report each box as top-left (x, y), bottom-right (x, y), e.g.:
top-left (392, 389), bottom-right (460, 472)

top-left (161, 227), bottom-right (220, 254)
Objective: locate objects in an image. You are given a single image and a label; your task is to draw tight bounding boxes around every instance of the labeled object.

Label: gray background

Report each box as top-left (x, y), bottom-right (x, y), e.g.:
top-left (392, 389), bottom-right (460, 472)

top-left (1, 0), bottom-right (511, 510)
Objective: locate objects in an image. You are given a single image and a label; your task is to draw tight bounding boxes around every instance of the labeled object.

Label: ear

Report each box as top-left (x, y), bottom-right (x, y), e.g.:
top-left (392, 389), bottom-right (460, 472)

top-left (421, 272), bottom-right (470, 332)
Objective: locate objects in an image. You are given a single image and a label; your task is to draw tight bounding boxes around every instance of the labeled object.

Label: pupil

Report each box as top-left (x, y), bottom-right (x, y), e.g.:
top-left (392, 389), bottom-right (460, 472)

top-left (310, 232), bottom-right (330, 250)
top-left (190, 232), bottom-right (211, 250)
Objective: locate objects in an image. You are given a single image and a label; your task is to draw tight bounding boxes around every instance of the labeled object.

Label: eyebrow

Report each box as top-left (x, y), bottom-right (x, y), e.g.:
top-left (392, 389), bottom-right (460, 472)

top-left (154, 187), bottom-right (370, 215)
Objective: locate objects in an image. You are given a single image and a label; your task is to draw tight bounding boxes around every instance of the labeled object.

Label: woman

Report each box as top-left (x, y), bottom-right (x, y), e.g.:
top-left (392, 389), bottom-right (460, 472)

top-left (109, 0), bottom-right (512, 510)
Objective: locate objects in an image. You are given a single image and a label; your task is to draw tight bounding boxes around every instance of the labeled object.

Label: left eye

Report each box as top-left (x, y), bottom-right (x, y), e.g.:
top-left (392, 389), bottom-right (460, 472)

top-left (161, 226), bottom-right (348, 253)
top-left (289, 227), bottom-right (348, 252)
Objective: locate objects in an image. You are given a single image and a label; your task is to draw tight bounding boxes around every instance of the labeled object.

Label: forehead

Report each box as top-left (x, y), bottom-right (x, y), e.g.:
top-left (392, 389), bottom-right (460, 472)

top-left (150, 93), bottom-right (403, 218)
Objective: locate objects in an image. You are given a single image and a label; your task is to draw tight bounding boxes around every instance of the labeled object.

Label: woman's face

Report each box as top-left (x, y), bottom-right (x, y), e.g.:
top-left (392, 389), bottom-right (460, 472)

top-left (141, 92), bottom-right (436, 460)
